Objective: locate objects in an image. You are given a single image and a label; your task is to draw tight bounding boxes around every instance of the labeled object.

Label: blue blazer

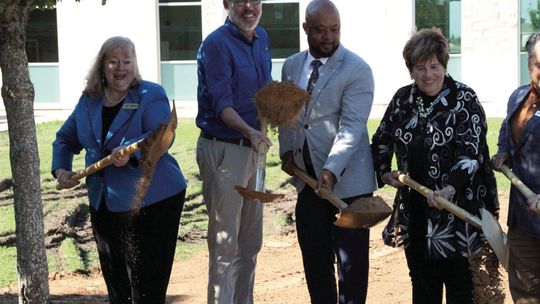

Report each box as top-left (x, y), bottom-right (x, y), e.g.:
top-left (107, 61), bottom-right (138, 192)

top-left (52, 80), bottom-right (187, 212)
top-left (497, 84), bottom-right (540, 236)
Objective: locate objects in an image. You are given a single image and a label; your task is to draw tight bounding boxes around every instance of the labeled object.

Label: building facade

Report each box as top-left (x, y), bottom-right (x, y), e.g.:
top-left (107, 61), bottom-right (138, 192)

top-left (0, 0), bottom-right (537, 117)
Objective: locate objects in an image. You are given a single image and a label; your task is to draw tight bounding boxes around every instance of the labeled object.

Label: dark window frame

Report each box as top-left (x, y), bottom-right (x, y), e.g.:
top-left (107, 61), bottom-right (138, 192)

top-left (415, 0), bottom-right (461, 54)
top-left (26, 8), bottom-right (59, 63)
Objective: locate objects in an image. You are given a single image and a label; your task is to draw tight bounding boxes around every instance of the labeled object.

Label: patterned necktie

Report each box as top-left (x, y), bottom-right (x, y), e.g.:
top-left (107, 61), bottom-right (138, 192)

top-left (306, 59), bottom-right (322, 94)
top-left (303, 60), bottom-right (321, 173)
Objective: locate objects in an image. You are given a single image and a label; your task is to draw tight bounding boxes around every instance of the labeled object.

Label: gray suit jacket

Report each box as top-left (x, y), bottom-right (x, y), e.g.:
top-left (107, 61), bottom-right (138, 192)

top-left (278, 44), bottom-right (377, 198)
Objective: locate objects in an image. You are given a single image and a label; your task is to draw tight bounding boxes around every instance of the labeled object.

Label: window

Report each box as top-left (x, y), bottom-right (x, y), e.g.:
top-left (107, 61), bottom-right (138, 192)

top-left (415, 0), bottom-right (461, 80)
top-left (259, 1), bottom-right (300, 58)
top-left (26, 8), bottom-right (58, 62)
top-left (522, 0), bottom-right (540, 50)
top-left (159, 1), bottom-right (202, 61)
top-left (25, 8), bottom-right (60, 104)
top-left (415, 0), bottom-right (461, 54)
top-left (521, 0), bottom-right (540, 84)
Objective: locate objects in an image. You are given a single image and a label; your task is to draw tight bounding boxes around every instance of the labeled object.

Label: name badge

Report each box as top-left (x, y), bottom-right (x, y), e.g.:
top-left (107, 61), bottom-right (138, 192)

top-left (123, 103), bottom-right (138, 110)
top-left (536, 111), bottom-right (540, 117)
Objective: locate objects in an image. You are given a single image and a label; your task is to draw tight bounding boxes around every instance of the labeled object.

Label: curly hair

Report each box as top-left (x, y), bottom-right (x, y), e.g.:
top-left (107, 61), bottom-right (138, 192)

top-left (83, 36), bottom-right (142, 99)
top-left (403, 27), bottom-right (449, 72)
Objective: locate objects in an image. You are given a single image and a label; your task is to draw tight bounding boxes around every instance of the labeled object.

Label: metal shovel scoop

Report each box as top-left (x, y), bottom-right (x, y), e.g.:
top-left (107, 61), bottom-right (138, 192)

top-left (293, 165), bottom-right (392, 229)
top-left (398, 174), bottom-right (508, 269)
top-left (234, 119), bottom-right (284, 203)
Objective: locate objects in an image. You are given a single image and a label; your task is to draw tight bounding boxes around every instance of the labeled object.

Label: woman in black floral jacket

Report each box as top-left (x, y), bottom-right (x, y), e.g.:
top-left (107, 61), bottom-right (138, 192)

top-left (371, 28), bottom-right (499, 304)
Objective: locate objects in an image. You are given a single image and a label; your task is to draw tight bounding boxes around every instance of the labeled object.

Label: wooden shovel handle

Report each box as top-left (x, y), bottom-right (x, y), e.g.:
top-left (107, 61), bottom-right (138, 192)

top-left (292, 165), bottom-right (348, 210)
top-left (398, 174), bottom-right (482, 228)
top-left (56, 102), bottom-right (177, 191)
top-left (55, 140), bottom-right (142, 190)
top-left (500, 164), bottom-right (536, 198)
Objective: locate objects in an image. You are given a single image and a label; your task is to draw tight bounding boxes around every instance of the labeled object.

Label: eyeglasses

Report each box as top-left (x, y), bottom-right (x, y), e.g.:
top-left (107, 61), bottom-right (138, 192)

top-left (232, 0), bottom-right (262, 7)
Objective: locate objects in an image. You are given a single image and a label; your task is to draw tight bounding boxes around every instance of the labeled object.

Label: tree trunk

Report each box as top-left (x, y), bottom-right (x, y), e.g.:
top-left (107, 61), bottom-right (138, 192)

top-left (0, 1), bottom-right (50, 303)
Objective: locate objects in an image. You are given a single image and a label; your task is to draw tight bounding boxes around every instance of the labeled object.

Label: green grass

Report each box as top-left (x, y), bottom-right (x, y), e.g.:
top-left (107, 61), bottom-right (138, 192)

top-left (0, 117), bottom-right (508, 289)
top-left (0, 120), bottom-right (85, 180)
top-left (0, 247), bottom-right (17, 287)
top-left (264, 214), bottom-right (293, 236)
top-left (0, 205), bottom-right (15, 235)
top-left (175, 242), bottom-right (206, 261)
top-left (59, 238), bottom-right (86, 273)
top-left (0, 130), bottom-right (9, 180)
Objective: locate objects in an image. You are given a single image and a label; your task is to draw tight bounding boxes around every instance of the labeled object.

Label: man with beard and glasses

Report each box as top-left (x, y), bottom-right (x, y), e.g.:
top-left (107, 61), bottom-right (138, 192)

top-left (195, 0), bottom-right (272, 303)
top-left (278, 1), bottom-right (376, 303)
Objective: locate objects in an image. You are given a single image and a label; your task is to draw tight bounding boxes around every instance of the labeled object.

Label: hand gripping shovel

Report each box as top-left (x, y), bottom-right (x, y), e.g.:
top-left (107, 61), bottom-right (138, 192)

top-left (500, 164), bottom-right (540, 212)
top-left (234, 119), bottom-right (285, 203)
top-left (292, 165), bottom-right (391, 228)
top-left (56, 101), bottom-right (178, 191)
top-left (398, 174), bottom-right (508, 269)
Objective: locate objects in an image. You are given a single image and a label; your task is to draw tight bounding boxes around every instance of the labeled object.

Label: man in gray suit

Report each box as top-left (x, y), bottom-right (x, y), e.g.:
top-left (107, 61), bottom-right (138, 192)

top-left (278, 0), bottom-right (376, 303)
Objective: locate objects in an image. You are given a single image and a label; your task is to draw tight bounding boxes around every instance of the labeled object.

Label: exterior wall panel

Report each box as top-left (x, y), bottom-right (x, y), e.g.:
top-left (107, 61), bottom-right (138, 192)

top-left (0, 0), bottom-right (522, 118)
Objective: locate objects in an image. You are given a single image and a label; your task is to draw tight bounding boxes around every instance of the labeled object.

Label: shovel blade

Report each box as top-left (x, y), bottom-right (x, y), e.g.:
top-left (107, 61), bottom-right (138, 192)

top-left (234, 185), bottom-right (285, 203)
top-left (334, 196), bottom-right (392, 229)
top-left (480, 208), bottom-right (509, 270)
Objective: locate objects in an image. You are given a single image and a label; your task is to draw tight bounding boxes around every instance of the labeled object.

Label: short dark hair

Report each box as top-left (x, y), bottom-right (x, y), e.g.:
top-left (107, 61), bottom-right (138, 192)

top-left (403, 28), bottom-right (449, 72)
top-left (526, 32), bottom-right (540, 68)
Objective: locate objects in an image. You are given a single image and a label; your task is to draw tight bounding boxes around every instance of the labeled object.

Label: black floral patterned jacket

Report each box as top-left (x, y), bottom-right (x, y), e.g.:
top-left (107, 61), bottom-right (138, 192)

top-left (371, 74), bottom-right (499, 260)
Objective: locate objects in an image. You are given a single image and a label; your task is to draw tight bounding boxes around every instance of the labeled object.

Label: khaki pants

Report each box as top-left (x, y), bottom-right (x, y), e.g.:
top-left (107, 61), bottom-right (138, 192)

top-left (196, 137), bottom-right (263, 304)
top-left (508, 228), bottom-right (540, 304)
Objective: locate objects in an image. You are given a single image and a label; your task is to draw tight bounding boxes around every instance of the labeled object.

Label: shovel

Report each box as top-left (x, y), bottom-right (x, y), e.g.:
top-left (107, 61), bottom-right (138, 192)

top-left (398, 174), bottom-right (508, 269)
top-left (292, 165), bottom-right (391, 229)
top-left (56, 101), bottom-right (178, 190)
top-left (500, 164), bottom-right (540, 211)
top-left (234, 119), bottom-right (285, 203)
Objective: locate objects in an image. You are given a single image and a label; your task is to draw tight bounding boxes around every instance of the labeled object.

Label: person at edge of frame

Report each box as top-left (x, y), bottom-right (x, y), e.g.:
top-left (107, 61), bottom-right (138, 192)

top-left (491, 31), bottom-right (540, 304)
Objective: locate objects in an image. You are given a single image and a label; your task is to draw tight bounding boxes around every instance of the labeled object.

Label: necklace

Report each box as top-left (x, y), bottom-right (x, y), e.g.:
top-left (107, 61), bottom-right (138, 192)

top-left (416, 95), bottom-right (437, 118)
top-left (104, 88), bottom-right (128, 106)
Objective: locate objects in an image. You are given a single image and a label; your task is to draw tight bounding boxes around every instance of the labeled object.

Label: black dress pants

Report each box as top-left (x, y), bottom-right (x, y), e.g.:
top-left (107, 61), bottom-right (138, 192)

top-left (90, 191), bottom-right (185, 304)
top-left (405, 239), bottom-right (473, 304)
top-left (296, 184), bottom-right (370, 304)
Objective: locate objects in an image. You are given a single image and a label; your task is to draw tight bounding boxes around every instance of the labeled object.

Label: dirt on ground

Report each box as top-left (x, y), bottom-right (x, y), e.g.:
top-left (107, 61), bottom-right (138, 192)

top-left (0, 191), bottom-right (513, 304)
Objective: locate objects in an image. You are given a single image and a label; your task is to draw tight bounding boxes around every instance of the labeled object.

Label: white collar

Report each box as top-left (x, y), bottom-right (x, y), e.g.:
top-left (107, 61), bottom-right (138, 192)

top-left (306, 52), bottom-right (329, 66)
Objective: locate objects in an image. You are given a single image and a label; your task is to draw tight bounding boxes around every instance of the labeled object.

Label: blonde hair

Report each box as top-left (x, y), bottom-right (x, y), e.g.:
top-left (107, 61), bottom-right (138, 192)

top-left (84, 36), bottom-right (142, 99)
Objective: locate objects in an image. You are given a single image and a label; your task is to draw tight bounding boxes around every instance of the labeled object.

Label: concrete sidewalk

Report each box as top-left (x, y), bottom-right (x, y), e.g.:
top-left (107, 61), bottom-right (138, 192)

top-left (0, 100), bottom-right (501, 133)
top-left (0, 109), bottom-right (72, 133)
top-left (0, 101), bottom-right (198, 133)
top-left (0, 111), bottom-right (5, 133)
